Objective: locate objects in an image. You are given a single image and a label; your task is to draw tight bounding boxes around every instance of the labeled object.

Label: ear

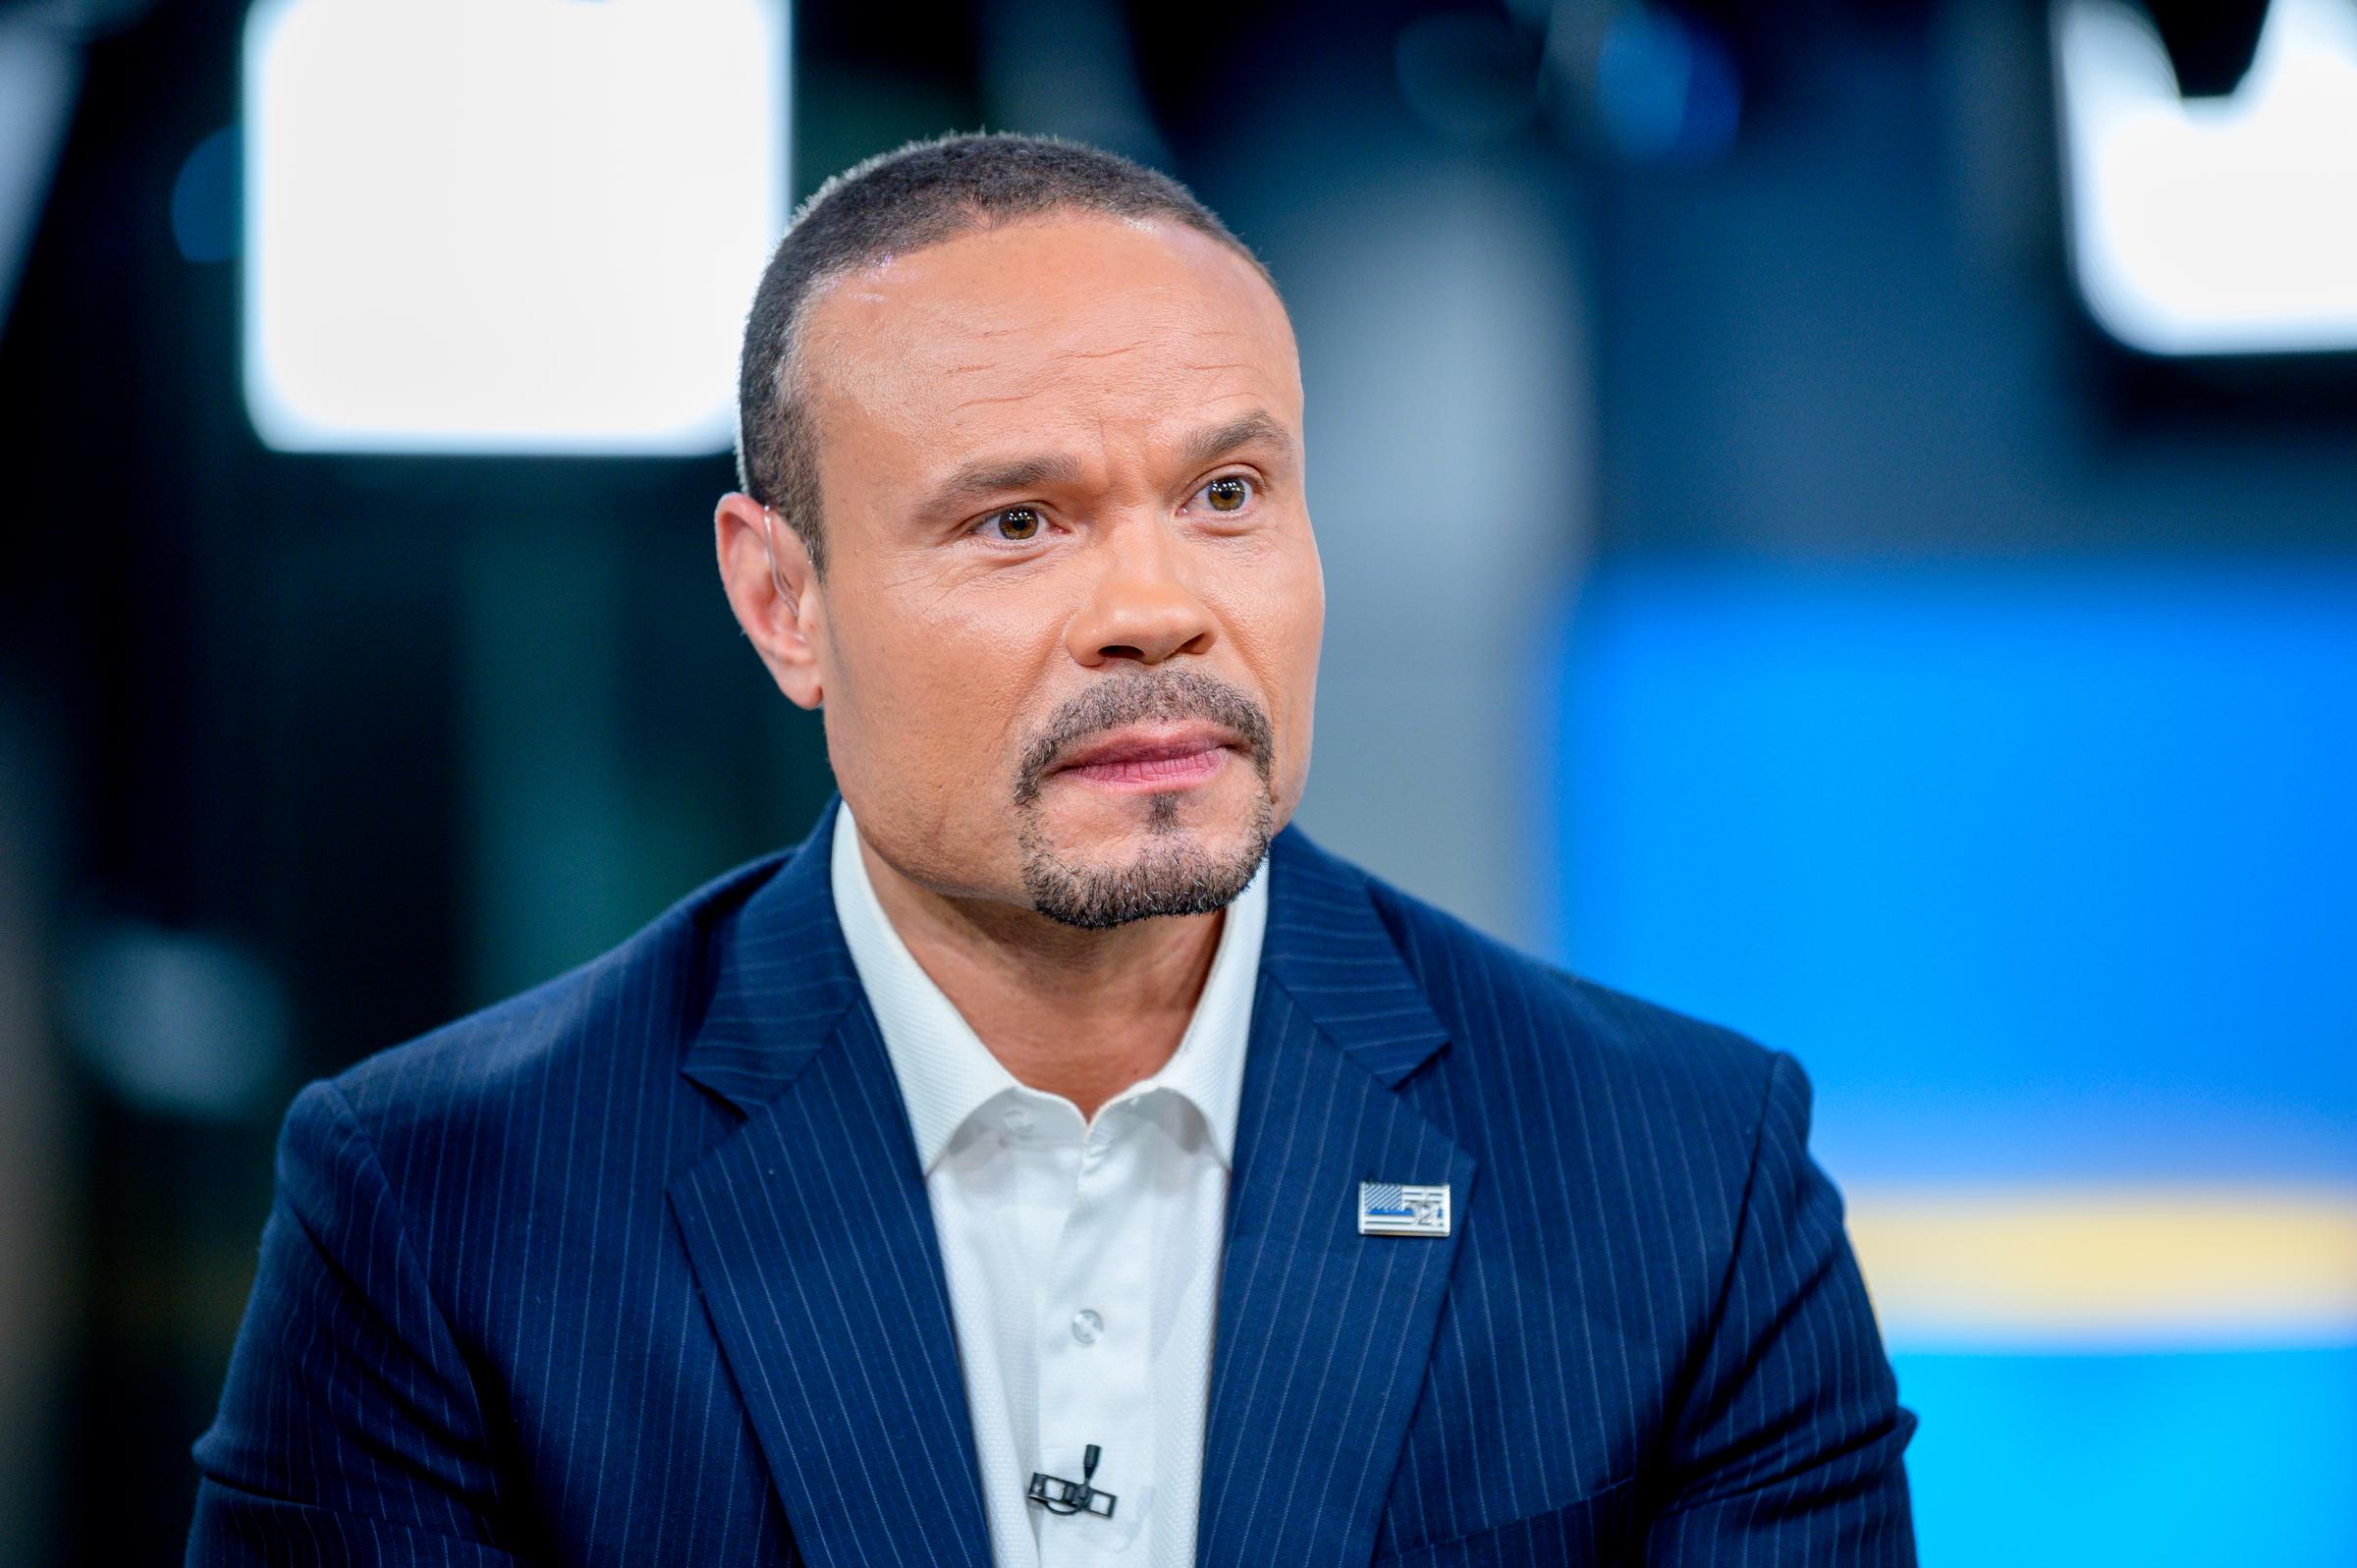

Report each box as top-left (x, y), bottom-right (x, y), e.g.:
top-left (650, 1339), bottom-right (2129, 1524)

top-left (714, 491), bottom-right (826, 709)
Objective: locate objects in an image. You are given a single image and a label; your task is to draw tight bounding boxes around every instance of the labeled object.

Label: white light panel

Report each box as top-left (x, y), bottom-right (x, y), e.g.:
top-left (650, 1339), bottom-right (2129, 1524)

top-left (244, 0), bottom-right (788, 453)
top-left (2056, 0), bottom-right (2357, 356)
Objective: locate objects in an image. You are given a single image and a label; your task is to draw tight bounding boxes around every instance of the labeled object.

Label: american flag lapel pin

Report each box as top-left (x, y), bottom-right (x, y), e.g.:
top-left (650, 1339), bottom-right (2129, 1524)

top-left (1359, 1180), bottom-right (1451, 1237)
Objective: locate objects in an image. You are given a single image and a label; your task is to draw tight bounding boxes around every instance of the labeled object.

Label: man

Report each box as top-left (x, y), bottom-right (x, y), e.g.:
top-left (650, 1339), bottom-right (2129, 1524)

top-left (191, 133), bottom-right (1915, 1567)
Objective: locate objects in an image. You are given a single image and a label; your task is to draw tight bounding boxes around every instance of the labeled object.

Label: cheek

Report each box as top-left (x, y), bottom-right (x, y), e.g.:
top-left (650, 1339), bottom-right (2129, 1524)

top-left (1205, 535), bottom-right (1324, 758)
top-left (822, 573), bottom-right (1057, 818)
top-left (1271, 552), bottom-right (1325, 787)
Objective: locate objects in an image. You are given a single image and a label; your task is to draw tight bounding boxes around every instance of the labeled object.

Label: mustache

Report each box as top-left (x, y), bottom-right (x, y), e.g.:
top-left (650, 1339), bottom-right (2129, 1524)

top-left (1014, 670), bottom-right (1276, 804)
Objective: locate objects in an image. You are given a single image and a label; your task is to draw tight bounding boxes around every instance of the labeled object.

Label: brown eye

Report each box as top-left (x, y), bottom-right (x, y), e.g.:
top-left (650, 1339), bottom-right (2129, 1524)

top-left (984, 507), bottom-right (1042, 541)
top-left (1202, 476), bottom-right (1252, 513)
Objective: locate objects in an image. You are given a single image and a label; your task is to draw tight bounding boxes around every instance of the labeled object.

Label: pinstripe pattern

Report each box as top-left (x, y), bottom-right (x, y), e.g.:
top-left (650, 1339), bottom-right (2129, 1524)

top-left (191, 801), bottom-right (1914, 1565)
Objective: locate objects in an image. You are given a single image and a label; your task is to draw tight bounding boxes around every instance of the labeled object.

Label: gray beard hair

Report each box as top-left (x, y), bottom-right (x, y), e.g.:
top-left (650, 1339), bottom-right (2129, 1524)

top-left (1011, 670), bottom-right (1278, 931)
top-left (1017, 790), bottom-right (1274, 930)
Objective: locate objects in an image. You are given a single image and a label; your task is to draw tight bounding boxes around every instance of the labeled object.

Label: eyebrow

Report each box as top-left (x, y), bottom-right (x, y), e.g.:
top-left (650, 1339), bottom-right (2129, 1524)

top-left (914, 409), bottom-right (1296, 524)
top-left (1178, 409), bottom-right (1295, 472)
top-left (922, 454), bottom-right (1084, 519)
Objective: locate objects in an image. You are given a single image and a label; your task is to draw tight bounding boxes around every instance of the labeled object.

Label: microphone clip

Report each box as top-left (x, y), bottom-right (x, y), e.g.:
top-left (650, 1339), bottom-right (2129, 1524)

top-left (1027, 1442), bottom-right (1118, 1520)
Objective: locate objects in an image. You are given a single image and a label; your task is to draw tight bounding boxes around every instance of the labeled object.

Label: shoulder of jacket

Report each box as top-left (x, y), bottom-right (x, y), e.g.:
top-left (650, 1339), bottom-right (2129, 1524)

top-left (1353, 861), bottom-right (1784, 1116)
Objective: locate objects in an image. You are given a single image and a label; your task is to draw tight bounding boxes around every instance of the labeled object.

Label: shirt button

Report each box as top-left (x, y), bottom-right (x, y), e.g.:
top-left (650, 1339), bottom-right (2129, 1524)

top-left (1069, 1308), bottom-right (1104, 1345)
top-left (1081, 1139), bottom-right (1106, 1167)
top-left (1002, 1106), bottom-right (1033, 1137)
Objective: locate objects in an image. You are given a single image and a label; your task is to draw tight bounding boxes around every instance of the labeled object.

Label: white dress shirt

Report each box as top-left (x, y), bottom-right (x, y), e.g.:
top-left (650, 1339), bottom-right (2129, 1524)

top-left (830, 803), bottom-right (1265, 1568)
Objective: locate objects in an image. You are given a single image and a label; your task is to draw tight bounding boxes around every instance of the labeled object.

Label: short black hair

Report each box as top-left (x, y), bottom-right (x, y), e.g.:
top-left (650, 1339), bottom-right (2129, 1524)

top-left (734, 132), bottom-right (1271, 574)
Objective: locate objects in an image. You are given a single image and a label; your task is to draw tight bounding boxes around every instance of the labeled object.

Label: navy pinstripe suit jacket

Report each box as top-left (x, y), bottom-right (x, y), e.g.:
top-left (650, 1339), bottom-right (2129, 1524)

top-left (192, 804), bottom-right (1916, 1566)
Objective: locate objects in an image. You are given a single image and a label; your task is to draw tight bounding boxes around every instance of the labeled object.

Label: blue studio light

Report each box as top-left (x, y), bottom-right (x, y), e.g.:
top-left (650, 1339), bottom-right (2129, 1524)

top-left (1546, 560), bottom-right (2357, 1567)
top-left (1593, 6), bottom-right (1740, 164)
top-left (1549, 560), bottom-right (2357, 1187)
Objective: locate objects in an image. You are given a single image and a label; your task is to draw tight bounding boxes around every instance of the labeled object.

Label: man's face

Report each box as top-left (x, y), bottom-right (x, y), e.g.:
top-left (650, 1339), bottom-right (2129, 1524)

top-left (770, 212), bottom-right (1322, 927)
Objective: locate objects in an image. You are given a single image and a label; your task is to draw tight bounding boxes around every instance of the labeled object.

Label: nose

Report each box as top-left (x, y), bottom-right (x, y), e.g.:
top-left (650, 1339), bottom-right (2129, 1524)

top-left (1064, 520), bottom-right (1217, 668)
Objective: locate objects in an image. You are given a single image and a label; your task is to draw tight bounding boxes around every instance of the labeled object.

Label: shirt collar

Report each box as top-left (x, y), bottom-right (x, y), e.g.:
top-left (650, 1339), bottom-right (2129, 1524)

top-left (830, 800), bottom-right (1265, 1172)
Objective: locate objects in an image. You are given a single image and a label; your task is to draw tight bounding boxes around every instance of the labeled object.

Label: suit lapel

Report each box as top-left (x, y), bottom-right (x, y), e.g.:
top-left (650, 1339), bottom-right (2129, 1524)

top-left (668, 809), bottom-right (992, 1568)
top-left (1197, 829), bottom-right (1477, 1567)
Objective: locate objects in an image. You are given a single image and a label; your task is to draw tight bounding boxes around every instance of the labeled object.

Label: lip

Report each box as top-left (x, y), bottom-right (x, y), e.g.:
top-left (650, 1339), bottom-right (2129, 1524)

top-left (1051, 722), bottom-right (1243, 789)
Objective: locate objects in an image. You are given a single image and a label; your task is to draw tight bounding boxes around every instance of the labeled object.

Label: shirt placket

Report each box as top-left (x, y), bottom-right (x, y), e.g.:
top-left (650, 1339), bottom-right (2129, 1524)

top-left (1034, 1094), bottom-right (1159, 1565)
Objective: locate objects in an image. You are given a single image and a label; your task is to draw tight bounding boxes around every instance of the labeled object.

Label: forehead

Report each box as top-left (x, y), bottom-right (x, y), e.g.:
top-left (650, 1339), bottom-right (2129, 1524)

top-left (796, 213), bottom-right (1300, 462)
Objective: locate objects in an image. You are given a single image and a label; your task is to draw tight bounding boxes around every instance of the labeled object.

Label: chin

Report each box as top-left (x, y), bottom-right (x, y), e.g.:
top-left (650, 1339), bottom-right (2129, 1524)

top-left (1015, 783), bottom-right (1276, 931)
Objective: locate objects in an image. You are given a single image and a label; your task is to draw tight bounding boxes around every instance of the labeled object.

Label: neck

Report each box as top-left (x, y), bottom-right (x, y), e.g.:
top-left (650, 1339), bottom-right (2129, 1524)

top-left (857, 833), bottom-right (1225, 1120)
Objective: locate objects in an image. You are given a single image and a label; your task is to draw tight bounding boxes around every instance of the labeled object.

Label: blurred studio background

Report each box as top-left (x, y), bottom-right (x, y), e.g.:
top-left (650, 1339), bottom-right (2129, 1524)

top-left (2, 0), bottom-right (2353, 1560)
